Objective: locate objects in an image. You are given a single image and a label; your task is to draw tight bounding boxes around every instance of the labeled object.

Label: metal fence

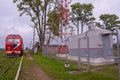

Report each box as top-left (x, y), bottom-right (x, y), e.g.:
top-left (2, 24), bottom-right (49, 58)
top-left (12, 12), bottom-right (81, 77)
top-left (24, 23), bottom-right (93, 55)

top-left (41, 29), bottom-right (120, 79)
top-left (42, 45), bottom-right (68, 57)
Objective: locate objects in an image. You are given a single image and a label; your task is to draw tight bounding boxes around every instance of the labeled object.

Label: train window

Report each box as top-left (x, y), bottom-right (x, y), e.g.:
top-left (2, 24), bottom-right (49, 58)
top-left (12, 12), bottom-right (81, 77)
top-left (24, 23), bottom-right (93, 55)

top-left (7, 39), bottom-right (14, 42)
top-left (14, 39), bottom-right (20, 43)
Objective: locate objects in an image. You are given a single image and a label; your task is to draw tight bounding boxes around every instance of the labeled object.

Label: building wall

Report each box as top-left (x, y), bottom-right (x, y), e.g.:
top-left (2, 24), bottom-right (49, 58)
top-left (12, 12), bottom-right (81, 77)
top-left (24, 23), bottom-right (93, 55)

top-left (68, 29), bottom-right (113, 58)
top-left (68, 30), bottom-right (102, 49)
top-left (88, 30), bottom-right (102, 48)
top-left (69, 48), bottom-right (113, 58)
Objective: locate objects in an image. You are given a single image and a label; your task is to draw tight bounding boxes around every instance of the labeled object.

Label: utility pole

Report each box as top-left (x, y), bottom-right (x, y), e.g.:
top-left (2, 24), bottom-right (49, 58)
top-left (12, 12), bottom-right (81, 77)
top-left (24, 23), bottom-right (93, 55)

top-left (77, 20), bottom-right (79, 35)
top-left (32, 27), bottom-right (35, 54)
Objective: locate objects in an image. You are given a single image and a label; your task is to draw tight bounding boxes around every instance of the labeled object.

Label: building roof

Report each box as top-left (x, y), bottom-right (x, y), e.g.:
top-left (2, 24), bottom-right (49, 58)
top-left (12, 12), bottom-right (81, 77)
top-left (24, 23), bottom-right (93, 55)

top-left (68, 28), bottom-right (112, 39)
top-left (95, 28), bottom-right (112, 35)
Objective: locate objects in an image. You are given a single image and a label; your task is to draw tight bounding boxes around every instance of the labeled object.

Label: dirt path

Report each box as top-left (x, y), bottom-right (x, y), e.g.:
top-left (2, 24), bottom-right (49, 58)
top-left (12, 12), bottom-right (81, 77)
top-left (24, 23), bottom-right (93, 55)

top-left (19, 53), bottom-right (52, 80)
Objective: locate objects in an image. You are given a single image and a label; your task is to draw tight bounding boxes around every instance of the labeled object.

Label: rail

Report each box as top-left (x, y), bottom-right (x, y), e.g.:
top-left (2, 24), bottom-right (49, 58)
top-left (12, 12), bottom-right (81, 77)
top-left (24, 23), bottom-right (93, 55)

top-left (0, 58), bottom-right (17, 77)
top-left (14, 56), bottom-right (23, 80)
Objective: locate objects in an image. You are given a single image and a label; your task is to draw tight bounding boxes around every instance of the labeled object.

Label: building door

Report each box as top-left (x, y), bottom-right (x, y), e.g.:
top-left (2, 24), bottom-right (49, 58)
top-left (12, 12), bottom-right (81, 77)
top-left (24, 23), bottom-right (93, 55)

top-left (102, 34), bottom-right (111, 57)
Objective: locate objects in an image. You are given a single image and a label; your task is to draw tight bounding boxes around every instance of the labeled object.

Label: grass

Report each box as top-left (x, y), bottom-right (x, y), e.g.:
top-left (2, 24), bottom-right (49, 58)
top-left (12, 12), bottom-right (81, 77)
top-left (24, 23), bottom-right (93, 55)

top-left (0, 52), bottom-right (22, 80)
top-left (32, 53), bottom-right (118, 80)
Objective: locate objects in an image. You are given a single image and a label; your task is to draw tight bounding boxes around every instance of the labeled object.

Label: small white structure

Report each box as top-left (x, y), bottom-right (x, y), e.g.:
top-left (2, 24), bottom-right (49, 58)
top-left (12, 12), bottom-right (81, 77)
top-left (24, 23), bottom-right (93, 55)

top-left (68, 27), bottom-right (114, 65)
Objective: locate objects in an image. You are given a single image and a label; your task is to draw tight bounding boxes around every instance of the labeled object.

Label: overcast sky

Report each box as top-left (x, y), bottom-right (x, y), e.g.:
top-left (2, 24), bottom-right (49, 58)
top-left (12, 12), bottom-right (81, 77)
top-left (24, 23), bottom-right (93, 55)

top-left (0, 0), bottom-right (120, 48)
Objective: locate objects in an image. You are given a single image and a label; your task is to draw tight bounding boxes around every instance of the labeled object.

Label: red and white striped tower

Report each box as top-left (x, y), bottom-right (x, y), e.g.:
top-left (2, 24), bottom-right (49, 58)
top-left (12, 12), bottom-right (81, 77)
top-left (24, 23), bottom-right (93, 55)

top-left (59, 0), bottom-right (71, 41)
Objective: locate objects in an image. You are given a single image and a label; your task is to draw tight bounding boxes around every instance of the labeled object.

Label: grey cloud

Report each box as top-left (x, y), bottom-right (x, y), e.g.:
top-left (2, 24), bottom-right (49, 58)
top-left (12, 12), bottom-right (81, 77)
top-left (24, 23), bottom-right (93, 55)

top-left (0, 0), bottom-right (33, 48)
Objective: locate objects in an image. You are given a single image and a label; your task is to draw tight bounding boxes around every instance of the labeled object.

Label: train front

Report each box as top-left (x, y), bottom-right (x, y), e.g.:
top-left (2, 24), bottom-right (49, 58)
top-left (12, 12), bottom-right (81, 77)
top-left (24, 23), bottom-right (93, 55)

top-left (5, 35), bottom-right (23, 57)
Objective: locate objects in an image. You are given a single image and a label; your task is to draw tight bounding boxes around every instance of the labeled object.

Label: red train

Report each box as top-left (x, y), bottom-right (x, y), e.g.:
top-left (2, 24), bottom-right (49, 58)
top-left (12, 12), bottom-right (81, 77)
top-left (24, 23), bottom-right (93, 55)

top-left (5, 34), bottom-right (23, 57)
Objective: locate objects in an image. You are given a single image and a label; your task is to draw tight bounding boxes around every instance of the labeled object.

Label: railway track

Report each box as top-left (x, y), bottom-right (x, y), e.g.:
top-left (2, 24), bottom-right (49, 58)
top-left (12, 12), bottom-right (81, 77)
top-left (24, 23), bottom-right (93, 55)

top-left (15, 56), bottom-right (23, 80)
top-left (0, 58), bottom-right (17, 77)
top-left (0, 52), bottom-right (23, 80)
top-left (0, 58), bottom-right (8, 68)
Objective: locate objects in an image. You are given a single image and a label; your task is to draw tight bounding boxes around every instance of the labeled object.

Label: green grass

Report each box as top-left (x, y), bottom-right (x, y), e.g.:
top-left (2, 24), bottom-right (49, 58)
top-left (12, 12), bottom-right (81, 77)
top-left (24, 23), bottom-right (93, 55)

top-left (0, 52), bottom-right (22, 80)
top-left (32, 53), bottom-right (118, 80)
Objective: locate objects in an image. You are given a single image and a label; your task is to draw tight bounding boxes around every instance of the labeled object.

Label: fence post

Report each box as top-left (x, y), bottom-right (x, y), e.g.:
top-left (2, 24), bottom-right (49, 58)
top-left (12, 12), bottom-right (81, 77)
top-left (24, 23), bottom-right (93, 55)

top-left (86, 32), bottom-right (90, 72)
top-left (116, 29), bottom-right (120, 80)
top-left (78, 38), bottom-right (81, 70)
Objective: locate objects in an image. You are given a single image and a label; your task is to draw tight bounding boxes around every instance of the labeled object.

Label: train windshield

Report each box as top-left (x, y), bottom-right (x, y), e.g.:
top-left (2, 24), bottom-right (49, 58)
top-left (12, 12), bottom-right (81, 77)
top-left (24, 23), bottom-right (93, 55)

top-left (7, 38), bottom-right (20, 43)
top-left (7, 38), bottom-right (14, 43)
top-left (14, 39), bottom-right (20, 43)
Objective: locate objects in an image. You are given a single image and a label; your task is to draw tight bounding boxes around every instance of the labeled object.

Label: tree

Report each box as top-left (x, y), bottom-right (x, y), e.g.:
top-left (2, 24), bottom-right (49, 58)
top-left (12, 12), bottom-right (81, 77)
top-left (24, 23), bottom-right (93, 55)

top-left (99, 14), bottom-right (120, 30)
top-left (13, 0), bottom-right (59, 50)
top-left (71, 3), bottom-right (95, 34)
top-left (46, 10), bottom-right (60, 45)
top-left (47, 11), bottom-right (60, 35)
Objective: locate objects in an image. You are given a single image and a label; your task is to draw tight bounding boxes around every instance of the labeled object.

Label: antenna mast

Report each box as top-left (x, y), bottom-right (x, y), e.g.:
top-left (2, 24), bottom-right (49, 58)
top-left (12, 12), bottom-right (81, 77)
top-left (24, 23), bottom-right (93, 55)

top-left (59, 0), bottom-right (71, 41)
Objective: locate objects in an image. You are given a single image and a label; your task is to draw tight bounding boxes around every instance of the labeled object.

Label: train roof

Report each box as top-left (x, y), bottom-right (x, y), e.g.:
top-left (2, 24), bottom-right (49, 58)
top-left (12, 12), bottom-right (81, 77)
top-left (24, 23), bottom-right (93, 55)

top-left (7, 34), bottom-right (21, 36)
top-left (6, 34), bottom-right (22, 39)
top-left (6, 34), bottom-right (22, 37)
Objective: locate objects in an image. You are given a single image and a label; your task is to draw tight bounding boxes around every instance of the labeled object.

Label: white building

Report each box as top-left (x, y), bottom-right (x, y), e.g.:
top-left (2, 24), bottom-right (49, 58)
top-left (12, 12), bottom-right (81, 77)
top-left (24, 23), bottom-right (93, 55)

top-left (68, 28), bottom-right (114, 65)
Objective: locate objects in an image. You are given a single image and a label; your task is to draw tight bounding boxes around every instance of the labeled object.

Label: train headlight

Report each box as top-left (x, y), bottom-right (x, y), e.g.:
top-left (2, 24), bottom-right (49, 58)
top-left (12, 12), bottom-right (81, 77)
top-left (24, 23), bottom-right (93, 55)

top-left (17, 48), bottom-right (19, 50)
top-left (7, 47), bottom-right (11, 50)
